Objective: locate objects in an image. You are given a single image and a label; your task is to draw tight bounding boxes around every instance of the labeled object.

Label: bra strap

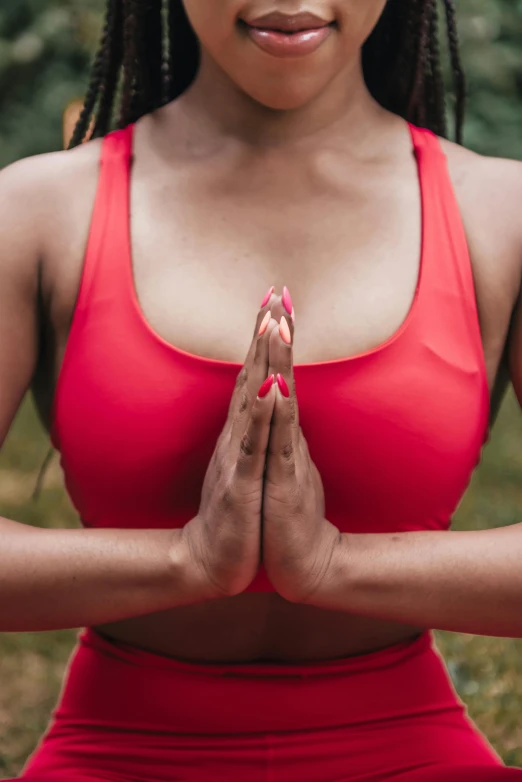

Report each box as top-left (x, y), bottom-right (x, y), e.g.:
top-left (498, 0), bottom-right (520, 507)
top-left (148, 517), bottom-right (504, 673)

top-left (407, 124), bottom-right (478, 312)
top-left (75, 124), bottom-right (135, 314)
top-left (407, 124), bottom-right (486, 403)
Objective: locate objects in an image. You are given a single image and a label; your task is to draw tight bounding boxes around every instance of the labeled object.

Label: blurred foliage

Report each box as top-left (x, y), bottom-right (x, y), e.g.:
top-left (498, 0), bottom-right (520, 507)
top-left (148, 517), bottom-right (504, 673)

top-left (459, 0), bottom-right (522, 157)
top-left (0, 0), bottom-right (101, 166)
top-left (1, 0), bottom-right (522, 167)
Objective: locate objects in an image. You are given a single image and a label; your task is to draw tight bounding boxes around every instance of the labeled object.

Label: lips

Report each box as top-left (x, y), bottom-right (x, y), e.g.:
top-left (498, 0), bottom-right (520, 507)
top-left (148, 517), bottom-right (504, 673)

top-left (239, 10), bottom-right (335, 58)
top-left (245, 11), bottom-right (332, 32)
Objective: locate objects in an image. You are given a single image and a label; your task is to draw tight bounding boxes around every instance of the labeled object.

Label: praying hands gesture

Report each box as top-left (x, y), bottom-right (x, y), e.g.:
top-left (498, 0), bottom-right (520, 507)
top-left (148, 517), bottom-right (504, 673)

top-left (184, 287), bottom-right (340, 603)
top-left (260, 288), bottom-right (341, 603)
top-left (184, 288), bottom-right (522, 640)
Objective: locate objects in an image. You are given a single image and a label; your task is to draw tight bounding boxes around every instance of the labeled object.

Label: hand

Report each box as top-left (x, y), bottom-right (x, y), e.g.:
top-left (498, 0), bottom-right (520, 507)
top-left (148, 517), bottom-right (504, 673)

top-left (182, 296), bottom-right (278, 600)
top-left (262, 302), bottom-right (341, 603)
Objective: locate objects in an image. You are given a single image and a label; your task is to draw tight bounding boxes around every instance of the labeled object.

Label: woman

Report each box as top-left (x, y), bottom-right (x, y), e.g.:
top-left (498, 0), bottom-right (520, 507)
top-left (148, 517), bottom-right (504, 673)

top-left (2, 0), bottom-right (522, 779)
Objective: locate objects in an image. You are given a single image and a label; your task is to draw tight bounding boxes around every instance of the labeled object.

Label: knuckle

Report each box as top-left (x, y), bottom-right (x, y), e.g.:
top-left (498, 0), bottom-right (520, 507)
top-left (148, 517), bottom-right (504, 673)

top-left (279, 443), bottom-right (296, 477)
top-left (239, 390), bottom-right (249, 414)
top-left (235, 367), bottom-right (248, 391)
top-left (281, 441), bottom-right (294, 461)
top-left (239, 431), bottom-right (255, 459)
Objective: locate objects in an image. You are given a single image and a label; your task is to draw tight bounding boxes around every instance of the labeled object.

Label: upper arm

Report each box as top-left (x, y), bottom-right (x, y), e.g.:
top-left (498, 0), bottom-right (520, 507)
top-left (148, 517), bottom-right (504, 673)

top-left (442, 139), bottom-right (522, 404)
top-left (0, 159), bottom-right (42, 446)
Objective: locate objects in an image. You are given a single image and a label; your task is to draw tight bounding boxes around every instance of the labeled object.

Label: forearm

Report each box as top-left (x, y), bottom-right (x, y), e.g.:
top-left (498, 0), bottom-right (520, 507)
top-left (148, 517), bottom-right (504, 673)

top-left (310, 524), bottom-right (522, 637)
top-left (0, 517), bottom-right (205, 632)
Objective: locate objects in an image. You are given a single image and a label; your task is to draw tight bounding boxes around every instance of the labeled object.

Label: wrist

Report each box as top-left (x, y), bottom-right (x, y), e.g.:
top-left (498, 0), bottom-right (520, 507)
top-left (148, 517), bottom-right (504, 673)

top-left (303, 531), bottom-right (358, 610)
top-left (168, 527), bottom-right (217, 605)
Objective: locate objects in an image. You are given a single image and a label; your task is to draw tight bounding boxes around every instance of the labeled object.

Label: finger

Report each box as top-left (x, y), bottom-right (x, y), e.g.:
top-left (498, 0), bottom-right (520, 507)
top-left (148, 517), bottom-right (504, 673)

top-left (282, 284), bottom-right (295, 327)
top-left (226, 287), bottom-right (278, 428)
top-left (229, 313), bottom-right (279, 436)
top-left (268, 287), bottom-right (295, 390)
top-left (264, 292), bottom-right (287, 330)
top-left (267, 381), bottom-right (300, 483)
top-left (246, 290), bottom-right (290, 395)
top-left (267, 291), bottom-right (297, 433)
top-left (298, 428), bottom-right (313, 480)
top-left (246, 287), bottom-right (276, 360)
top-left (235, 374), bottom-right (276, 481)
top-left (267, 379), bottom-right (298, 480)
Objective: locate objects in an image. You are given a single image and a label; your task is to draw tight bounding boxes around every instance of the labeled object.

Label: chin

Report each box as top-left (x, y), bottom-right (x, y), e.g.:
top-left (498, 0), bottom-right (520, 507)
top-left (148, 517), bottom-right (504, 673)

top-left (236, 74), bottom-right (332, 112)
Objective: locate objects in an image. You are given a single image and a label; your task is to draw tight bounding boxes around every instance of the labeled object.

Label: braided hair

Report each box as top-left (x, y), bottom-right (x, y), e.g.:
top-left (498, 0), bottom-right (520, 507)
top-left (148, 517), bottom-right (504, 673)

top-left (70, 0), bottom-right (465, 148)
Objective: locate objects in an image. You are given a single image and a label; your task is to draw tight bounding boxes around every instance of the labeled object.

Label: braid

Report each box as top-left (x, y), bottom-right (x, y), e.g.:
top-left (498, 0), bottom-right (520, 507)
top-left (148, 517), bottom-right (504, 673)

top-left (68, 0), bottom-right (120, 147)
top-left (427, 0), bottom-right (448, 138)
top-left (167, 1), bottom-right (199, 101)
top-left (93, 0), bottom-right (123, 137)
top-left (442, 0), bottom-right (466, 144)
top-left (363, 0), bottom-right (465, 141)
top-left (70, 0), bottom-right (465, 147)
top-left (123, 0), bottom-right (164, 123)
top-left (119, 2), bottom-right (139, 126)
top-left (406, 1), bottom-right (432, 129)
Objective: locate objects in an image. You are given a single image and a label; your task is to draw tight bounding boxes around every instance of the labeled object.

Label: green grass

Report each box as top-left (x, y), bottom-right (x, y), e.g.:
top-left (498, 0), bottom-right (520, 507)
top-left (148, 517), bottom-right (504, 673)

top-left (1, 393), bottom-right (522, 775)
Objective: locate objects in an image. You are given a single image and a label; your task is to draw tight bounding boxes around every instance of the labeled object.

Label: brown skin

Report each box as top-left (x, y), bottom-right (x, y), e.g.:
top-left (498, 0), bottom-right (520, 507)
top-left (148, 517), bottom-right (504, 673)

top-left (185, 304), bottom-right (280, 600)
top-left (1, 0), bottom-right (522, 660)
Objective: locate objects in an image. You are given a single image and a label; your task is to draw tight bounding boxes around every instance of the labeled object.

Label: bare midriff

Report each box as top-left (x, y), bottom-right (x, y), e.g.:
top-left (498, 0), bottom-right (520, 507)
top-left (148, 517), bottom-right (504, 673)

top-left (96, 602), bottom-right (422, 663)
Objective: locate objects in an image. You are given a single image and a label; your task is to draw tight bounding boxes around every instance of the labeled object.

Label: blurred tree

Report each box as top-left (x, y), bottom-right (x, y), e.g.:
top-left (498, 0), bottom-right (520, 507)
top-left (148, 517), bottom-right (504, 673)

top-left (0, 0), bottom-right (102, 166)
top-left (459, 0), bottom-right (522, 157)
top-left (0, 0), bottom-right (521, 166)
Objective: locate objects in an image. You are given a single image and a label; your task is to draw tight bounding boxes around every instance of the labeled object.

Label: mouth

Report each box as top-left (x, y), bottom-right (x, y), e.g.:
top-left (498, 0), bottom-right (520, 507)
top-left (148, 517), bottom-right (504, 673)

top-left (238, 11), bottom-right (337, 58)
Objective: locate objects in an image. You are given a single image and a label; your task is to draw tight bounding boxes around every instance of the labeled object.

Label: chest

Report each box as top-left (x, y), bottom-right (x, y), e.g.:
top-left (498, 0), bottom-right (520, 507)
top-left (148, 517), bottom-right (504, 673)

top-left (129, 147), bottom-right (422, 365)
top-left (49, 126), bottom-right (491, 537)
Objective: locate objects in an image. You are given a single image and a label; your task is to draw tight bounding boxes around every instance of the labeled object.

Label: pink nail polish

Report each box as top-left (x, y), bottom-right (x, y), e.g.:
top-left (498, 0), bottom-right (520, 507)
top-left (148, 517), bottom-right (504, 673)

top-left (261, 286), bottom-right (275, 308)
top-left (291, 307), bottom-right (295, 324)
top-left (258, 375), bottom-right (275, 399)
top-left (258, 310), bottom-right (271, 336)
top-left (279, 316), bottom-right (292, 345)
top-left (277, 374), bottom-right (290, 398)
top-left (282, 286), bottom-right (293, 315)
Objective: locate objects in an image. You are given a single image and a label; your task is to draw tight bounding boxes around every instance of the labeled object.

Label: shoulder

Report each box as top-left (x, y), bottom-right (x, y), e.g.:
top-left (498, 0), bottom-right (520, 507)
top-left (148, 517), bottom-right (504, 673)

top-left (439, 137), bottom-right (522, 313)
top-left (0, 138), bottom-right (103, 254)
top-left (428, 137), bottom-right (522, 392)
top-left (0, 137), bottom-right (104, 296)
top-left (440, 137), bottom-right (522, 266)
top-left (440, 137), bottom-right (522, 237)
top-left (0, 138), bottom-right (103, 217)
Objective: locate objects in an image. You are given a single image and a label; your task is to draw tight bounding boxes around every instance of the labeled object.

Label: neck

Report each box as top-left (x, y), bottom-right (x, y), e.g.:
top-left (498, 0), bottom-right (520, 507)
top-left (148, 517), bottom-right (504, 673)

top-left (172, 51), bottom-right (386, 150)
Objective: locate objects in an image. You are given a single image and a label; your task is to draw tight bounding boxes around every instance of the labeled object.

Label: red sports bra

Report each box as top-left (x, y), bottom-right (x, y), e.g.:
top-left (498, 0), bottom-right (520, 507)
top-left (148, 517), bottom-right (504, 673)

top-left (51, 123), bottom-right (489, 592)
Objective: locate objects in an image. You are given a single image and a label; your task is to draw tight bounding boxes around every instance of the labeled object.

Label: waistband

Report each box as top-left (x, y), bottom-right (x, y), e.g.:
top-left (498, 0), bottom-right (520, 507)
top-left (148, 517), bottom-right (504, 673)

top-left (53, 628), bottom-right (464, 735)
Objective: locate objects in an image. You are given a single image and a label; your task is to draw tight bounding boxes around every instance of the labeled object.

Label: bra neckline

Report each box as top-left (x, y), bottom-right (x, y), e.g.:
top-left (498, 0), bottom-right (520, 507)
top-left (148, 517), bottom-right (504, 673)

top-left (124, 121), bottom-right (426, 371)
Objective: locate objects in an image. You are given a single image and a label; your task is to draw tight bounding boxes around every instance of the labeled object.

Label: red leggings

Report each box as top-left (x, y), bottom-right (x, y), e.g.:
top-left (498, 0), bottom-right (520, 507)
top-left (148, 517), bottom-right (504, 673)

top-left (16, 629), bottom-right (522, 782)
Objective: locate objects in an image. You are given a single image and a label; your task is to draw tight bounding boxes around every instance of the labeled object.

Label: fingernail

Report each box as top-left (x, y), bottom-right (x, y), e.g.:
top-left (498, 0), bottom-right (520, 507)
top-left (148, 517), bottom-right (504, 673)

top-left (258, 310), bottom-right (271, 336)
top-left (282, 286), bottom-right (293, 315)
top-left (258, 374), bottom-right (275, 398)
top-left (277, 374), bottom-right (290, 398)
top-left (261, 286), bottom-right (275, 308)
top-left (279, 316), bottom-right (292, 345)
top-left (291, 307), bottom-right (295, 324)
